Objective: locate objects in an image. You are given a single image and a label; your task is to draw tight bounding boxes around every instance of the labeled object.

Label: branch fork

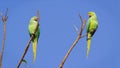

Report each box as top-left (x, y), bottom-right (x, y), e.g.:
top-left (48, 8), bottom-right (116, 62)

top-left (59, 14), bottom-right (86, 68)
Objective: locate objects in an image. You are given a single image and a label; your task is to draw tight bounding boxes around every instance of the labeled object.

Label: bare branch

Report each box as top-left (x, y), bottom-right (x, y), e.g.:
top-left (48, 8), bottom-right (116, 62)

top-left (5, 8), bottom-right (8, 18)
top-left (73, 24), bottom-right (79, 34)
top-left (17, 10), bottom-right (40, 68)
top-left (59, 15), bottom-right (86, 68)
top-left (0, 8), bottom-right (8, 68)
top-left (0, 13), bottom-right (2, 16)
top-left (79, 14), bottom-right (83, 24)
top-left (37, 10), bottom-right (40, 23)
top-left (17, 35), bottom-right (33, 68)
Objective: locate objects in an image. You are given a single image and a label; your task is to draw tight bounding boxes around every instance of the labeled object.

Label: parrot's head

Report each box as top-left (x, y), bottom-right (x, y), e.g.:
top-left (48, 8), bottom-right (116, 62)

top-left (31, 16), bottom-right (39, 22)
top-left (88, 12), bottom-right (96, 18)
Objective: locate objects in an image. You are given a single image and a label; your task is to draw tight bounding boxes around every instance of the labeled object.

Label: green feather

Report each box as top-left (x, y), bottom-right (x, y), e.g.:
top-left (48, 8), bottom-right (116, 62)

top-left (86, 12), bottom-right (98, 58)
top-left (28, 16), bottom-right (40, 62)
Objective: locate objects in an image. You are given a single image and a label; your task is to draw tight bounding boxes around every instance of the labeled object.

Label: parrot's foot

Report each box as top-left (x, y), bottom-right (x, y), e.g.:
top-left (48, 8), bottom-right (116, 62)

top-left (31, 33), bottom-right (35, 38)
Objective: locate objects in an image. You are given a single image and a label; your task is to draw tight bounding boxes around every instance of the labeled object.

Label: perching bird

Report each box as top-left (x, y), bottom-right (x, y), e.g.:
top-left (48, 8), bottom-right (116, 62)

top-left (86, 11), bottom-right (98, 58)
top-left (28, 16), bottom-right (40, 62)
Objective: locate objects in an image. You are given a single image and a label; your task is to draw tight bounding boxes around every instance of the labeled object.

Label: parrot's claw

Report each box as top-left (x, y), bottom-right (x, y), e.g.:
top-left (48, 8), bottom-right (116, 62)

top-left (32, 33), bottom-right (35, 38)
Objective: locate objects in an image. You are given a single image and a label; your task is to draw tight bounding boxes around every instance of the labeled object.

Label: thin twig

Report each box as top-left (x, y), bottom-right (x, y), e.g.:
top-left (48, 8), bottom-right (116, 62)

top-left (0, 8), bottom-right (8, 68)
top-left (73, 24), bottom-right (79, 34)
top-left (0, 13), bottom-right (2, 16)
top-left (59, 15), bottom-right (86, 68)
top-left (17, 35), bottom-right (33, 68)
top-left (79, 14), bottom-right (83, 24)
top-left (17, 10), bottom-right (40, 68)
top-left (37, 10), bottom-right (40, 23)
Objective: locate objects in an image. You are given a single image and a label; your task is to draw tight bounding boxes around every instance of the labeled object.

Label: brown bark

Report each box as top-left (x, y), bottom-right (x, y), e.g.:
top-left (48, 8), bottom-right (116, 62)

top-left (59, 15), bottom-right (86, 68)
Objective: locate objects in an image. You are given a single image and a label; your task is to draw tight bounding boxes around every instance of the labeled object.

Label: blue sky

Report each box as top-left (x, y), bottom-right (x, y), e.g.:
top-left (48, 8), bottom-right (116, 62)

top-left (0, 0), bottom-right (120, 68)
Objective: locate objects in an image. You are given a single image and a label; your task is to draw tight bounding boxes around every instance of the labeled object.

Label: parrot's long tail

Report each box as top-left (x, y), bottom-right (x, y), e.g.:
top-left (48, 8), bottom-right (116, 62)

top-left (32, 38), bottom-right (37, 62)
top-left (86, 33), bottom-right (91, 58)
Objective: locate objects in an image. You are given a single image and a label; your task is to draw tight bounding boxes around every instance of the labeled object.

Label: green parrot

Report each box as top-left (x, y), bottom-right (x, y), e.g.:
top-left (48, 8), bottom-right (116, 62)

top-left (28, 16), bottom-right (40, 62)
top-left (86, 11), bottom-right (98, 58)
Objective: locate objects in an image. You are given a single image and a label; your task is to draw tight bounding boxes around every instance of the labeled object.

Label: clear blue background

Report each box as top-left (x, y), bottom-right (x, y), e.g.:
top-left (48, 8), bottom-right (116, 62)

top-left (0, 0), bottom-right (120, 68)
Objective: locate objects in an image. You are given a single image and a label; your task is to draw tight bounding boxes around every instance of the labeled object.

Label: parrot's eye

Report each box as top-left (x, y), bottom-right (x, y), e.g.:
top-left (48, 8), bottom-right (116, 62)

top-left (34, 18), bottom-right (38, 21)
top-left (88, 14), bottom-right (91, 18)
top-left (89, 15), bottom-right (91, 18)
